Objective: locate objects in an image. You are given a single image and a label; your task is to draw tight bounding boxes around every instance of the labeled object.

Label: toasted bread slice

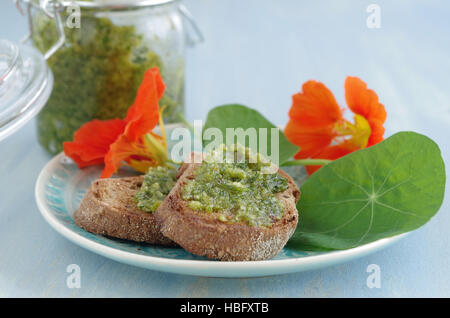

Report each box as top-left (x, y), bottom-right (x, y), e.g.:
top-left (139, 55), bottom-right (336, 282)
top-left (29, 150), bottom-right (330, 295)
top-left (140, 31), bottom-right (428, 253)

top-left (74, 176), bottom-right (175, 246)
top-left (155, 160), bottom-right (300, 261)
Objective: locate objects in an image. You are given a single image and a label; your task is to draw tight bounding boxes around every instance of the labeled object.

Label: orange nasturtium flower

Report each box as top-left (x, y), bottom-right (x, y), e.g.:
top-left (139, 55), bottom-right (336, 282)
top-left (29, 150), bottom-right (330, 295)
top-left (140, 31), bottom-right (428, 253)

top-left (63, 67), bottom-right (168, 178)
top-left (284, 76), bottom-right (387, 175)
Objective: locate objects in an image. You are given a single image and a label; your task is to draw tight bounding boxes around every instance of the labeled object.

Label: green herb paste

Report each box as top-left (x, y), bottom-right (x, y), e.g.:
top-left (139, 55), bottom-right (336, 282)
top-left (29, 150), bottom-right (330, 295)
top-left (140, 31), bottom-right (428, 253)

top-left (181, 145), bottom-right (289, 227)
top-left (32, 11), bottom-right (183, 154)
top-left (135, 166), bottom-right (177, 213)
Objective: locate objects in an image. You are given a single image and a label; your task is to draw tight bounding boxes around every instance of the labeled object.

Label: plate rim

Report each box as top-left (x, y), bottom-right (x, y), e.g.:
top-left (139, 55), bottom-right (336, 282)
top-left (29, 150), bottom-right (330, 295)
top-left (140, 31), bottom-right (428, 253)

top-left (35, 153), bottom-right (407, 277)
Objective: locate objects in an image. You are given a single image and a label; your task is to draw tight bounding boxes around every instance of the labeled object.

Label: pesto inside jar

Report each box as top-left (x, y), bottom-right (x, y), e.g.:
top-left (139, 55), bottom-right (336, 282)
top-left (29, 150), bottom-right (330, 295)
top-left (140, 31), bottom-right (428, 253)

top-left (135, 166), bottom-right (178, 213)
top-left (32, 9), bottom-right (184, 154)
top-left (181, 144), bottom-right (289, 227)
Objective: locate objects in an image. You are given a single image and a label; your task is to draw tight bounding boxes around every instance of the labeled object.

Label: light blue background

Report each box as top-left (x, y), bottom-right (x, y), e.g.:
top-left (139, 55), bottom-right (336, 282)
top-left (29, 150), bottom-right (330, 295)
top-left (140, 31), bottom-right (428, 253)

top-left (0, 0), bottom-right (449, 297)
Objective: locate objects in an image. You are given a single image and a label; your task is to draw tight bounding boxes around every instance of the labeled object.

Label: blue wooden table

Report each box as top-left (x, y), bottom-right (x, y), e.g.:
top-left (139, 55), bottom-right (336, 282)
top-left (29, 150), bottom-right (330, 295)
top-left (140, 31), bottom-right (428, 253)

top-left (1, 0), bottom-right (449, 297)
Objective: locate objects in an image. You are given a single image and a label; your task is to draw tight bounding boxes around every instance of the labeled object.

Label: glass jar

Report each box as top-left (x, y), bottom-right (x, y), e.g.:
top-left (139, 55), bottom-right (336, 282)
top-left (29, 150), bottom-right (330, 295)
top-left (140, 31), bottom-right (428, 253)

top-left (20, 0), bottom-right (201, 154)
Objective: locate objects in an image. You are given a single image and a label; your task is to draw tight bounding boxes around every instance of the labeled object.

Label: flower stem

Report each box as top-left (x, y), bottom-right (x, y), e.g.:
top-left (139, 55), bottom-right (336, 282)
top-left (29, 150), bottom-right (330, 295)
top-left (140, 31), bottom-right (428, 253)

top-left (281, 159), bottom-right (332, 166)
top-left (165, 158), bottom-right (182, 166)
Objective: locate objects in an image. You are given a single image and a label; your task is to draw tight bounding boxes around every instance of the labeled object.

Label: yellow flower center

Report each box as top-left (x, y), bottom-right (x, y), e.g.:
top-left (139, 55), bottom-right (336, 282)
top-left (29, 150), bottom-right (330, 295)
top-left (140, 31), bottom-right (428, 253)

top-left (334, 114), bottom-right (371, 149)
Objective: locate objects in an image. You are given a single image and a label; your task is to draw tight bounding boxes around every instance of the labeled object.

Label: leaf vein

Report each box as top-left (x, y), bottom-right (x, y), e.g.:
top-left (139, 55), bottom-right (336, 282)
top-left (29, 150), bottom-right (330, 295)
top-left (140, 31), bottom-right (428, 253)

top-left (355, 201), bottom-right (374, 246)
top-left (301, 198), bottom-right (368, 206)
top-left (302, 201), bottom-right (371, 234)
top-left (377, 176), bottom-right (412, 198)
top-left (376, 152), bottom-right (402, 194)
top-left (375, 201), bottom-right (427, 219)
top-left (330, 169), bottom-right (370, 196)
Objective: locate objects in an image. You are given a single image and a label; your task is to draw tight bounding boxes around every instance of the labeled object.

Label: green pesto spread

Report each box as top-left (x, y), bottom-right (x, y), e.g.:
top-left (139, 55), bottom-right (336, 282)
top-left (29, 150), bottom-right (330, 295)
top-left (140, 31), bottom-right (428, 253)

top-left (32, 11), bottom-right (182, 154)
top-left (135, 166), bottom-right (177, 213)
top-left (181, 145), bottom-right (289, 227)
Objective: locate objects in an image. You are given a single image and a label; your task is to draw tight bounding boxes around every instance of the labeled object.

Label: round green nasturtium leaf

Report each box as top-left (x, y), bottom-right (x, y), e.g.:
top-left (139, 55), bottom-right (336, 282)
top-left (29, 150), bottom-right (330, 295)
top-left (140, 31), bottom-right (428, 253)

top-left (288, 132), bottom-right (446, 250)
top-left (203, 104), bottom-right (299, 165)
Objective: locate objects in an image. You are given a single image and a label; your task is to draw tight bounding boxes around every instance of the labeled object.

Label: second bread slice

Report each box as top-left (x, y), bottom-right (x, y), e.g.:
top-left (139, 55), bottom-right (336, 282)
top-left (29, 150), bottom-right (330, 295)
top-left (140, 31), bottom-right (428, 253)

top-left (74, 176), bottom-right (175, 246)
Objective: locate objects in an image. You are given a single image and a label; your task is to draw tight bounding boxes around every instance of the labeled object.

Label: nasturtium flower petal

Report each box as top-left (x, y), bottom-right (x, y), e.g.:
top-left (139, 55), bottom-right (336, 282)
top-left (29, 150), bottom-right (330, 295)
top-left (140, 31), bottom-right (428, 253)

top-left (289, 80), bottom-right (343, 128)
top-left (63, 119), bottom-right (126, 168)
top-left (124, 67), bottom-right (166, 142)
top-left (345, 76), bottom-right (387, 146)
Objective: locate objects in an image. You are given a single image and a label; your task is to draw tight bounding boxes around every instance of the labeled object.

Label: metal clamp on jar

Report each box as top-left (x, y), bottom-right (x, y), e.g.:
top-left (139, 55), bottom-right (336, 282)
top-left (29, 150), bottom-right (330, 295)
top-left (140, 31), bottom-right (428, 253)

top-left (13, 0), bottom-right (203, 154)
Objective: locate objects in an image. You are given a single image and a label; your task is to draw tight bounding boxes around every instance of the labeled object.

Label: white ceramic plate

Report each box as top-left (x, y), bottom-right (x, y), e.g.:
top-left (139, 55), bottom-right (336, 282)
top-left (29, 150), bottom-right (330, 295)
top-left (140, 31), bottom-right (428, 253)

top-left (35, 150), bottom-right (406, 277)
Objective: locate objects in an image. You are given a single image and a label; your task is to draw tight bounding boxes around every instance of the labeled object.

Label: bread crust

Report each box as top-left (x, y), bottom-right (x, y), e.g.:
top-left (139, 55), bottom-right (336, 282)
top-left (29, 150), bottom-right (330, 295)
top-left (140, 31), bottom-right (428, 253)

top-left (74, 176), bottom-right (175, 246)
top-left (155, 160), bottom-right (300, 261)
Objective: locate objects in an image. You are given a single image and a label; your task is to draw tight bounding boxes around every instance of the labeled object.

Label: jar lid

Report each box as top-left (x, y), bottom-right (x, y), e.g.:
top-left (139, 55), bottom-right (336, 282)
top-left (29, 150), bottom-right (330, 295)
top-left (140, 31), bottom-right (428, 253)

top-left (71, 0), bottom-right (178, 8)
top-left (0, 39), bottom-right (53, 142)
